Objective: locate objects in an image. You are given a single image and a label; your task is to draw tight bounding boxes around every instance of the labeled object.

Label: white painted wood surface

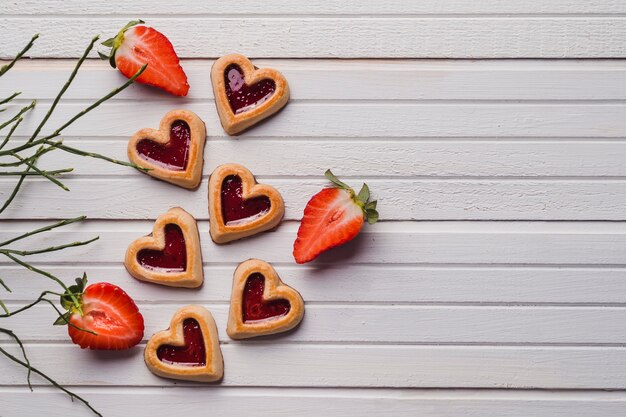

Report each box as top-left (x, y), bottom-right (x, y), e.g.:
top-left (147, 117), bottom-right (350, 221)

top-left (1, 2), bottom-right (626, 416)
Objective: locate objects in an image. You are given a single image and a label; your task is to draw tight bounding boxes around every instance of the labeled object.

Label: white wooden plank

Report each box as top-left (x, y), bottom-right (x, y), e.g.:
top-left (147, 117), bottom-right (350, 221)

top-left (6, 101), bottom-right (625, 138)
top-left (6, 177), bottom-right (626, 220)
top-left (16, 138), bottom-right (626, 178)
top-left (3, 264), bottom-right (626, 304)
top-left (2, 343), bottom-right (626, 388)
top-left (8, 0), bottom-right (626, 16)
top-left (6, 60), bottom-right (626, 101)
top-left (5, 303), bottom-right (626, 344)
top-left (2, 221), bottom-right (626, 265)
top-left (3, 387), bottom-right (626, 417)
top-left (2, 18), bottom-right (626, 58)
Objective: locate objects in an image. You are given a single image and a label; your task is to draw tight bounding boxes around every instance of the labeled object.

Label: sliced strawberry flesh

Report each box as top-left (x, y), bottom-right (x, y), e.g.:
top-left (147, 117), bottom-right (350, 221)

top-left (68, 282), bottom-right (144, 350)
top-left (293, 188), bottom-right (364, 264)
top-left (114, 25), bottom-right (189, 96)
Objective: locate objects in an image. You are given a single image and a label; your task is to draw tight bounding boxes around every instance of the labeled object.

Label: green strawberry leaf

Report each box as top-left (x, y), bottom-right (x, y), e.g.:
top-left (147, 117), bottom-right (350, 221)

top-left (357, 183), bottom-right (370, 204)
top-left (101, 37), bottom-right (115, 47)
top-left (366, 209), bottom-right (379, 225)
top-left (324, 169), bottom-right (351, 191)
top-left (53, 311), bottom-right (71, 326)
top-left (97, 51), bottom-right (109, 61)
top-left (365, 200), bottom-right (377, 210)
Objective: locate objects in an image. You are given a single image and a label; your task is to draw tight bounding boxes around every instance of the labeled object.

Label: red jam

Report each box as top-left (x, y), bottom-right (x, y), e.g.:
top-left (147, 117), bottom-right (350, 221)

top-left (221, 175), bottom-right (271, 225)
top-left (157, 319), bottom-right (206, 366)
top-left (224, 64), bottom-right (276, 114)
top-left (136, 120), bottom-right (191, 170)
top-left (137, 224), bottom-right (187, 272)
top-left (243, 273), bottom-right (291, 322)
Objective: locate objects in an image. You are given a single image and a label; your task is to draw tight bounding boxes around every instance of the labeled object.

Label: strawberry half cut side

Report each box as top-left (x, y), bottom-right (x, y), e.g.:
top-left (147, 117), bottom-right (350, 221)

top-left (293, 170), bottom-right (379, 264)
top-left (56, 274), bottom-right (145, 350)
top-left (99, 20), bottom-right (189, 96)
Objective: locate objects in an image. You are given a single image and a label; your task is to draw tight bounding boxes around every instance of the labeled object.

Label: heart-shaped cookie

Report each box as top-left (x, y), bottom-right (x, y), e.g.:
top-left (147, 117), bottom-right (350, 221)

top-left (227, 259), bottom-right (304, 339)
top-left (211, 54), bottom-right (289, 135)
top-left (144, 305), bottom-right (224, 382)
top-left (125, 207), bottom-right (203, 288)
top-left (128, 109), bottom-right (206, 189)
top-left (208, 163), bottom-right (285, 243)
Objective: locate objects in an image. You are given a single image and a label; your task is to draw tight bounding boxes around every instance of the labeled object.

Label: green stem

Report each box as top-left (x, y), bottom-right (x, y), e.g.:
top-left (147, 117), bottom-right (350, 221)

top-left (0, 34), bottom-right (39, 77)
top-left (0, 170), bottom-right (28, 214)
top-left (0, 344), bottom-right (102, 416)
top-left (0, 101), bottom-right (36, 131)
top-left (0, 142), bottom-right (59, 167)
top-left (10, 151), bottom-right (71, 191)
top-left (45, 64), bottom-right (147, 139)
top-left (0, 136), bottom-right (48, 157)
top-left (0, 116), bottom-right (24, 151)
top-left (49, 141), bottom-right (150, 171)
top-left (0, 292), bottom-right (95, 334)
top-left (0, 168), bottom-right (72, 176)
top-left (0, 277), bottom-right (10, 292)
top-left (1, 253), bottom-right (79, 311)
top-left (0, 328), bottom-right (32, 390)
top-left (0, 92), bottom-right (21, 106)
top-left (0, 216), bottom-right (86, 247)
top-left (0, 236), bottom-right (99, 256)
top-left (28, 36), bottom-right (99, 144)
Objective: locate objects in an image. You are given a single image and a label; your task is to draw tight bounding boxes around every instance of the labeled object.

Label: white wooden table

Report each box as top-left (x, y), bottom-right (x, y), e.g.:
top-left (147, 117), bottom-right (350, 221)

top-left (1, 1), bottom-right (626, 416)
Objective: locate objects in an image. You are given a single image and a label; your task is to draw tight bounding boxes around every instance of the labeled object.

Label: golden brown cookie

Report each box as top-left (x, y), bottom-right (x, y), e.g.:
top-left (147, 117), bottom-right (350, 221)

top-left (128, 109), bottom-right (206, 189)
top-left (211, 54), bottom-right (289, 135)
top-left (208, 163), bottom-right (284, 244)
top-left (124, 207), bottom-right (203, 288)
top-left (144, 305), bottom-right (224, 382)
top-left (227, 259), bottom-right (304, 339)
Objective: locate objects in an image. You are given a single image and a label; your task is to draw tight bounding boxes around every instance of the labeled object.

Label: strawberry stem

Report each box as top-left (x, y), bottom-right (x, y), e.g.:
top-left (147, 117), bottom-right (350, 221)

top-left (324, 169), bottom-right (380, 224)
top-left (0, 331), bottom-right (102, 416)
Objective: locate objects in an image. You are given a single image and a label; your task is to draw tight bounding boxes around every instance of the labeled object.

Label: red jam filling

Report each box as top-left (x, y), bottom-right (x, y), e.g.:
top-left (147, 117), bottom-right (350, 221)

top-left (243, 273), bottom-right (291, 322)
top-left (221, 175), bottom-right (271, 225)
top-left (136, 120), bottom-right (191, 170)
top-left (224, 64), bottom-right (276, 114)
top-left (137, 224), bottom-right (187, 272)
top-left (157, 318), bottom-right (206, 367)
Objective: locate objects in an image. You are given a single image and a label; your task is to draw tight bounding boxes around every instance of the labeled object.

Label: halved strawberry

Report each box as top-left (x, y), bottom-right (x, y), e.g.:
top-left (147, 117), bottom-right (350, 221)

top-left (56, 274), bottom-right (144, 350)
top-left (293, 170), bottom-right (379, 264)
top-left (99, 20), bottom-right (189, 96)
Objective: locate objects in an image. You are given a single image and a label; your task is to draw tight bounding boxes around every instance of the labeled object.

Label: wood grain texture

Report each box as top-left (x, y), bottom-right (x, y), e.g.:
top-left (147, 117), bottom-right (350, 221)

top-left (10, 138), bottom-right (626, 178)
top-left (6, 101), bottom-right (626, 138)
top-left (2, 3), bottom-right (626, 414)
top-left (2, 17), bottom-right (626, 58)
top-left (3, 343), bottom-right (626, 388)
top-left (7, 0), bottom-right (626, 15)
top-left (3, 264), bottom-right (626, 304)
top-left (4, 220), bottom-right (626, 264)
top-left (5, 303), bottom-right (626, 344)
top-left (5, 60), bottom-right (626, 101)
top-left (9, 177), bottom-right (626, 220)
top-left (3, 388), bottom-right (626, 417)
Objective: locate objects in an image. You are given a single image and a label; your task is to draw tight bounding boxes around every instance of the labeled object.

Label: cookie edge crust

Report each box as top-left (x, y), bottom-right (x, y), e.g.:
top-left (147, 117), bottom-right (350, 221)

top-left (210, 54), bottom-right (290, 135)
top-left (128, 109), bottom-right (207, 189)
top-left (144, 305), bottom-right (224, 382)
top-left (227, 259), bottom-right (305, 339)
top-left (124, 207), bottom-right (204, 288)
top-left (208, 163), bottom-right (285, 244)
